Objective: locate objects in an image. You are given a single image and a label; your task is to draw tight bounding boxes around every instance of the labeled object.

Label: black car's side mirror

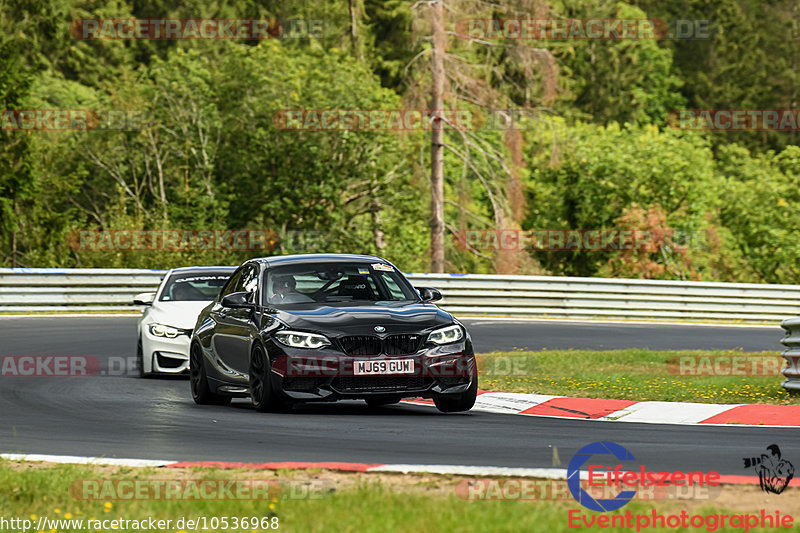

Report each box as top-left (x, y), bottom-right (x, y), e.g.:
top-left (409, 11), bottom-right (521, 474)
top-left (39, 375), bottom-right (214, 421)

top-left (417, 287), bottom-right (443, 303)
top-left (221, 291), bottom-right (255, 310)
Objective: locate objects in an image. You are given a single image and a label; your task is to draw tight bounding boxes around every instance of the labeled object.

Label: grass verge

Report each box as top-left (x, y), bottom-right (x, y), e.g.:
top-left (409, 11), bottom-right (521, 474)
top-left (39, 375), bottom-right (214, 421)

top-left (477, 349), bottom-right (798, 404)
top-left (0, 461), bottom-right (796, 533)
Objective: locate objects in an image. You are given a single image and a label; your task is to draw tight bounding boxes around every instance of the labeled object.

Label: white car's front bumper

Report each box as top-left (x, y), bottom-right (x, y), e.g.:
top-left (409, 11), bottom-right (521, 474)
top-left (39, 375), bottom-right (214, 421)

top-left (142, 328), bottom-right (191, 374)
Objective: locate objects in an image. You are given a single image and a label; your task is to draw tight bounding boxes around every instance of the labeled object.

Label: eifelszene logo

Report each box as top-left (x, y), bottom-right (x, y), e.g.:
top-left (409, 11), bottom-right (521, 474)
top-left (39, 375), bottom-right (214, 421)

top-left (568, 441), bottom-right (637, 512)
top-left (567, 441), bottom-right (720, 512)
top-left (743, 444), bottom-right (795, 495)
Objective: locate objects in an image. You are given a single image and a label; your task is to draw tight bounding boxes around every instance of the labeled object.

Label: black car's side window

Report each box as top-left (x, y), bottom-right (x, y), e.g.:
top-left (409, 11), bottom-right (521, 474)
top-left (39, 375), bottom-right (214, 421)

top-left (219, 268), bottom-right (244, 299)
top-left (237, 266), bottom-right (259, 299)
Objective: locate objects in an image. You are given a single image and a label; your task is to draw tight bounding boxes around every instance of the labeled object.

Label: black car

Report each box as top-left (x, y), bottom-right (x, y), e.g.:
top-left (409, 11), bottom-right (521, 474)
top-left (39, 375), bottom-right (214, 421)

top-left (189, 253), bottom-right (477, 413)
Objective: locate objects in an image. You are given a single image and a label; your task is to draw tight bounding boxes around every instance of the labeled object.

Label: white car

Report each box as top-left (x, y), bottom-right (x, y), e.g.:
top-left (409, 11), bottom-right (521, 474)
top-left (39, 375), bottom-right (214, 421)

top-left (134, 266), bottom-right (235, 376)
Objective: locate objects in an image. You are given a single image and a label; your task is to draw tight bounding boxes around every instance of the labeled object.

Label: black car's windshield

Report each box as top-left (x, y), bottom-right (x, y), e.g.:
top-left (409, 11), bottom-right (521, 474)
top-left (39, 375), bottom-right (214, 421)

top-left (265, 262), bottom-right (418, 305)
top-left (159, 271), bottom-right (232, 302)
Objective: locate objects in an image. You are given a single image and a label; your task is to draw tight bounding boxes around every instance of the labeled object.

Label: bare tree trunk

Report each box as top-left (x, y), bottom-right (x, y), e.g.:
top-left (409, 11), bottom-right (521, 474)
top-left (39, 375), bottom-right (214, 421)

top-left (430, 0), bottom-right (446, 273)
top-left (11, 230), bottom-right (17, 268)
top-left (371, 195), bottom-right (385, 251)
top-left (349, 0), bottom-right (363, 60)
top-left (792, 1), bottom-right (798, 144)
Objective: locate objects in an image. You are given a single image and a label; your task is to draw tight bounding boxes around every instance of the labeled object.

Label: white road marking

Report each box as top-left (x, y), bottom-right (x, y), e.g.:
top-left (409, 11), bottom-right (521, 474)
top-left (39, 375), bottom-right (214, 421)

top-left (1, 453), bottom-right (174, 467)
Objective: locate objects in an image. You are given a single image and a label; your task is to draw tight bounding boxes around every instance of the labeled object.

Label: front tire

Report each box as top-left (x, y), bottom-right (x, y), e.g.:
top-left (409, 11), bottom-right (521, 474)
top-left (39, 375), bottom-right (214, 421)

top-left (190, 342), bottom-right (230, 406)
top-left (249, 344), bottom-right (289, 412)
top-left (137, 335), bottom-right (147, 377)
top-left (433, 377), bottom-right (478, 413)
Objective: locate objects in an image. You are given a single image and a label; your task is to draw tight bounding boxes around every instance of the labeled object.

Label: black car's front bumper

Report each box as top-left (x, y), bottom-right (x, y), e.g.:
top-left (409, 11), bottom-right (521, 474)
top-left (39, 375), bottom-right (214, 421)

top-left (268, 349), bottom-right (475, 401)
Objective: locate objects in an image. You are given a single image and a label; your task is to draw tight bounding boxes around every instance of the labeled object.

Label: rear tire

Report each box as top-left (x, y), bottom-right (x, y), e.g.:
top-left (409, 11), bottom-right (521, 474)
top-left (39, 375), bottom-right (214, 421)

top-left (190, 342), bottom-right (231, 406)
top-left (433, 377), bottom-right (478, 413)
top-left (249, 344), bottom-right (289, 412)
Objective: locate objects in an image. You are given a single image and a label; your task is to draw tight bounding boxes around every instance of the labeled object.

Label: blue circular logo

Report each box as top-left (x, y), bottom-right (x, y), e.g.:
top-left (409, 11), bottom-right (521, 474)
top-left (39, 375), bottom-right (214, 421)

top-left (567, 441), bottom-right (637, 512)
top-left (374, 326), bottom-right (385, 333)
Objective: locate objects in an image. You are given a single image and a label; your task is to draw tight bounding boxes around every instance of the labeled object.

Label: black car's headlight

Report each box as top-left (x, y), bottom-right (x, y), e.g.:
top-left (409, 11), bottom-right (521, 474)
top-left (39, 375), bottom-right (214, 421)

top-left (149, 323), bottom-right (181, 338)
top-left (275, 330), bottom-right (331, 349)
top-left (428, 324), bottom-right (464, 345)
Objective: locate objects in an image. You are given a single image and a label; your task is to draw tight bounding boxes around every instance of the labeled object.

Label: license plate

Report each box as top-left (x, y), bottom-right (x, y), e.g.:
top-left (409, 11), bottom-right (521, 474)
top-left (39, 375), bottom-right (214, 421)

top-left (353, 359), bottom-right (414, 375)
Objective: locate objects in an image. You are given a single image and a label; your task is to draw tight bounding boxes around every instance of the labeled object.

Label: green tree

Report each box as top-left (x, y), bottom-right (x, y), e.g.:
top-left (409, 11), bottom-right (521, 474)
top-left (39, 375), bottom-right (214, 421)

top-left (523, 121), bottom-right (720, 277)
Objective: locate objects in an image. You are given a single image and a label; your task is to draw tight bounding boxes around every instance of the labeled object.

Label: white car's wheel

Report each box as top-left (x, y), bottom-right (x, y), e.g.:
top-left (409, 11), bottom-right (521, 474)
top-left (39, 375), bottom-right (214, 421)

top-left (137, 334), bottom-right (150, 377)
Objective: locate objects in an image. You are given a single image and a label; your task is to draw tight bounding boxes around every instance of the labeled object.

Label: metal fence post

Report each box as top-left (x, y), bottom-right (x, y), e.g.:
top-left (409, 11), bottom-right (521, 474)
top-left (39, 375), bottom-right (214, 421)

top-left (780, 317), bottom-right (800, 391)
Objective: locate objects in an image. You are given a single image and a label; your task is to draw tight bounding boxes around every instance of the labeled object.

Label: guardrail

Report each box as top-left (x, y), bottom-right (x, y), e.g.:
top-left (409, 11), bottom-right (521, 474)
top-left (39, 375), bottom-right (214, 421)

top-left (779, 318), bottom-right (800, 391)
top-left (0, 268), bottom-right (167, 312)
top-left (409, 273), bottom-right (800, 323)
top-left (1, 268), bottom-right (800, 324)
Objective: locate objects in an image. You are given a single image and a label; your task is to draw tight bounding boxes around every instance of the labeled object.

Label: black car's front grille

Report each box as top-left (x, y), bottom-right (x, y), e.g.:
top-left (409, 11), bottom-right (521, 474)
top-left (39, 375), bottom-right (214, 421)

top-left (332, 376), bottom-right (428, 392)
top-left (339, 335), bottom-right (383, 356)
top-left (339, 334), bottom-right (422, 356)
top-left (383, 334), bottom-right (422, 355)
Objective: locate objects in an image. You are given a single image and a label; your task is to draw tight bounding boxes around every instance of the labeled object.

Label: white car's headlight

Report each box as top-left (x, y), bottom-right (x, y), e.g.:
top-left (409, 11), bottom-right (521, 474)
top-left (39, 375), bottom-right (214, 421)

top-left (428, 324), bottom-right (464, 345)
top-left (149, 323), bottom-right (181, 338)
top-left (275, 330), bottom-right (331, 349)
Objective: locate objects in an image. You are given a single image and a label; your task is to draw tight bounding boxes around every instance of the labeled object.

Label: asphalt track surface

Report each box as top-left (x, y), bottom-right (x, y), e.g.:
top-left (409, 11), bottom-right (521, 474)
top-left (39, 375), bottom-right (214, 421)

top-left (0, 316), bottom-right (796, 476)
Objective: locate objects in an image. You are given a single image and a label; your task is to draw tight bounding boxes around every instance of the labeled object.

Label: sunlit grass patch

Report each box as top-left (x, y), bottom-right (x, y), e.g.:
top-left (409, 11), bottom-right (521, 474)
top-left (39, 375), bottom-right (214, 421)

top-left (477, 349), bottom-right (797, 405)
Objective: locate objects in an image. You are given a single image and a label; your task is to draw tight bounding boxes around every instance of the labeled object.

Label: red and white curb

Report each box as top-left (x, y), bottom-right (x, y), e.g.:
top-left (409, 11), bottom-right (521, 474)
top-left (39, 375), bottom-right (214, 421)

top-left (402, 391), bottom-right (800, 427)
top-left (3, 453), bottom-right (799, 488)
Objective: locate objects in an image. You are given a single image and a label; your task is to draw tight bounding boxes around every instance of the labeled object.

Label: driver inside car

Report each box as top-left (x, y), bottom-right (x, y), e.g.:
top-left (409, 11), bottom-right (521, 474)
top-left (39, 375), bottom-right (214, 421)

top-left (270, 274), bottom-right (313, 304)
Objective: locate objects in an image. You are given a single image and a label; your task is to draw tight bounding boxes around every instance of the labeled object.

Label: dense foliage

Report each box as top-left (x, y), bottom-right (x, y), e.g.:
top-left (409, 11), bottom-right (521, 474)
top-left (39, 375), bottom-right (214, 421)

top-left (2, 0), bottom-right (800, 282)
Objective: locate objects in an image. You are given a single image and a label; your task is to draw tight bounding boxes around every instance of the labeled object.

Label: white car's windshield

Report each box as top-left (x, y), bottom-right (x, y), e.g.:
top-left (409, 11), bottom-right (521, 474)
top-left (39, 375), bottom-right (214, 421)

top-left (159, 271), bottom-right (232, 302)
